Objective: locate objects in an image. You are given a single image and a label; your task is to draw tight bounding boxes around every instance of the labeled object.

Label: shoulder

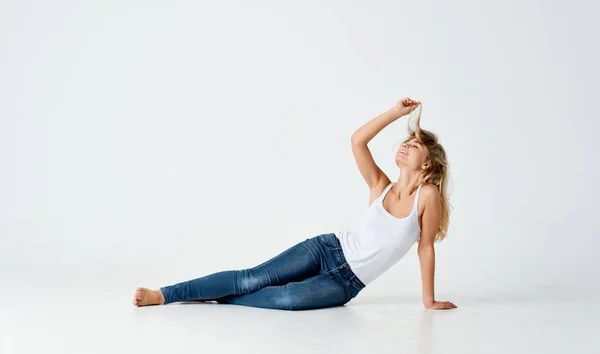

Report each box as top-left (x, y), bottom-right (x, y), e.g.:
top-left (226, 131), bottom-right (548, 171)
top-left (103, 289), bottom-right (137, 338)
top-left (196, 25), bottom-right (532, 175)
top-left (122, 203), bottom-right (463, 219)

top-left (418, 184), bottom-right (441, 213)
top-left (420, 183), bottom-right (440, 202)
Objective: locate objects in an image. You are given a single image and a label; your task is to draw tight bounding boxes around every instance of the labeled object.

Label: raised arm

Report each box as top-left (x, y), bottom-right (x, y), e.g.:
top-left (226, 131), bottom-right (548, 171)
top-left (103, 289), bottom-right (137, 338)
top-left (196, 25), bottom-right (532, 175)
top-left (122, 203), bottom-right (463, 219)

top-left (350, 98), bottom-right (420, 191)
top-left (350, 108), bottom-right (397, 190)
top-left (417, 186), bottom-right (457, 310)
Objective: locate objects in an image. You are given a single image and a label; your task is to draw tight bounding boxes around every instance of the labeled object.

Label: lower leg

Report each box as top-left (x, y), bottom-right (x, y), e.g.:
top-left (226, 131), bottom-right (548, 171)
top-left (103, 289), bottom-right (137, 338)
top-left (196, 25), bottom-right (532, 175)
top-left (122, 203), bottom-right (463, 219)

top-left (132, 287), bottom-right (215, 306)
top-left (159, 269), bottom-right (249, 304)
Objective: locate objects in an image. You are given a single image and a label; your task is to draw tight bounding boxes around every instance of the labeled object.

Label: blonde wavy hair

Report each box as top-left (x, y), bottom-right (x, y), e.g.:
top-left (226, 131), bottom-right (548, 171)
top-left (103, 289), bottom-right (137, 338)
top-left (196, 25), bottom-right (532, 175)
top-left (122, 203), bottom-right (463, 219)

top-left (396, 104), bottom-right (453, 243)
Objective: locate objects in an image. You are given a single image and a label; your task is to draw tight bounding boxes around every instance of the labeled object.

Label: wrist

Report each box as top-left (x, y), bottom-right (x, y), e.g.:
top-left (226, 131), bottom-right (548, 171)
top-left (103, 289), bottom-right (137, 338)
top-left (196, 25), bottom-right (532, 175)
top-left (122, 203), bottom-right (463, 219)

top-left (386, 107), bottom-right (404, 120)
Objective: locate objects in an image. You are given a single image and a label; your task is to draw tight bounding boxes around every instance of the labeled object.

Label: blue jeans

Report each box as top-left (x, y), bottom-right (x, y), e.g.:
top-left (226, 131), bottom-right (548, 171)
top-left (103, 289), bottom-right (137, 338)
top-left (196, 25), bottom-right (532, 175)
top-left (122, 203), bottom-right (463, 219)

top-left (159, 233), bottom-right (366, 311)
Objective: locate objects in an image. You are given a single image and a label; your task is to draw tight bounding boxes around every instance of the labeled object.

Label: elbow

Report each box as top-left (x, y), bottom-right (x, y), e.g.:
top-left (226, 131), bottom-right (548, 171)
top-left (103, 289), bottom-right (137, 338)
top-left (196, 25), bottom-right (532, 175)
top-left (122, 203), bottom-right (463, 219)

top-left (351, 133), bottom-right (368, 146)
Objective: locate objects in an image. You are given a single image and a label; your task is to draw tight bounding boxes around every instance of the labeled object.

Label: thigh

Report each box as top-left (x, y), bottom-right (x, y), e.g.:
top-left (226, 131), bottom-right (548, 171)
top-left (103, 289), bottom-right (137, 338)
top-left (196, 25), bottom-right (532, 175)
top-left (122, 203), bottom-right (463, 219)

top-left (217, 274), bottom-right (349, 311)
top-left (241, 236), bottom-right (325, 291)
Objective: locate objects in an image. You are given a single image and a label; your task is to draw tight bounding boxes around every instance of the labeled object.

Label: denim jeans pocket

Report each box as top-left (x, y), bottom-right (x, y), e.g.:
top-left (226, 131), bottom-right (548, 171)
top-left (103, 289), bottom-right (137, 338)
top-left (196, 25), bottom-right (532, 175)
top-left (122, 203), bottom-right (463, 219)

top-left (318, 233), bottom-right (338, 249)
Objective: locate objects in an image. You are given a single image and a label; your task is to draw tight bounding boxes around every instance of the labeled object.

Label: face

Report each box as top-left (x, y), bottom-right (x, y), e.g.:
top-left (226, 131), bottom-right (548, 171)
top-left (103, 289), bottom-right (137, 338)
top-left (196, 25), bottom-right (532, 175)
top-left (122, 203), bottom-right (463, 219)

top-left (395, 137), bottom-right (430, 170)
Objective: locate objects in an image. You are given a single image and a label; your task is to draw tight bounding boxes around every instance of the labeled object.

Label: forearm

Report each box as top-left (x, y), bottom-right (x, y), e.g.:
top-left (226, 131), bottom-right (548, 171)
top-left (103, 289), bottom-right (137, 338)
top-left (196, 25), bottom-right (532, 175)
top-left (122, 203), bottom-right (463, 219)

top-left (351, 108), bottom-right (401, 145)
top-left (418, 246), bottom-right (435, 307)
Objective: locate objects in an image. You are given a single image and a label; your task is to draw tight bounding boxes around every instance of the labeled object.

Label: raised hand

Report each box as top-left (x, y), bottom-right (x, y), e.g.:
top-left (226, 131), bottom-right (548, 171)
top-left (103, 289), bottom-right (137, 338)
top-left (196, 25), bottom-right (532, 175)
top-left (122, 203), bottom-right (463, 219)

top-left (392, 97), bottom-right (421, 117)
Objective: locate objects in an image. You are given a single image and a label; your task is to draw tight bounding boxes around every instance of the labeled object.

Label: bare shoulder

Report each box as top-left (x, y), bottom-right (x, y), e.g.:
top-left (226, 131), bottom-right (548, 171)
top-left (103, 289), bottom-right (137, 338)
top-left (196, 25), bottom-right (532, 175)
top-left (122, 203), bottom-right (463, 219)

top-left (420, 183), bottom-right (440, 201)
top-left (368, 174), bottom-right (392, 206)
top-left (419, 184), bottom-right (441, 214)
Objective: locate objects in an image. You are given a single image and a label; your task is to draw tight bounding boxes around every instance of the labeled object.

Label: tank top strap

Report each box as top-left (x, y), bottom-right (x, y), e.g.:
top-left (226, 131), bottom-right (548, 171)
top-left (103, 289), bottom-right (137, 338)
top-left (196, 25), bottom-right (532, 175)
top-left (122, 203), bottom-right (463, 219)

top-left (413, 183), bottom-right (423, 211)
top-left (380, 182), bottom-right (395, 199)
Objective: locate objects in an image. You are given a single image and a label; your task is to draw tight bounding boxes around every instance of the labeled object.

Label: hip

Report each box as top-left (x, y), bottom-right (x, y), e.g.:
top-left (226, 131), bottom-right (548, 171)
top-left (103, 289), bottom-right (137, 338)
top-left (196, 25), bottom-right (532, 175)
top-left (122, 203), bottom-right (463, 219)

top-left (313, 232), bottom-right (367, 299)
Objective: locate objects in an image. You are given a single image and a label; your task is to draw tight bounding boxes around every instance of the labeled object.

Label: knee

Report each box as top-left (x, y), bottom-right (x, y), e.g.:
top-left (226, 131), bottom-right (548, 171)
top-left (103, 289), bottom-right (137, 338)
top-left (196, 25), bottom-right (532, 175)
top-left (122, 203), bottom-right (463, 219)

top-left (273, 289), bottom-right (296, 311)
top-left (273, 284), bottom-right (313, 311)
top-left (237, 269), bottom-right (255, 294)
top-left (237, 269), bottom-right (262, 294)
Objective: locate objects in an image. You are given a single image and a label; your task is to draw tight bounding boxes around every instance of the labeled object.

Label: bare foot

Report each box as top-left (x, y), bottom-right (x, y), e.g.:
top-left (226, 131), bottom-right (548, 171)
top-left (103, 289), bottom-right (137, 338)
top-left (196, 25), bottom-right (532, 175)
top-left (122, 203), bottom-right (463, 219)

top-left (132, 287), bottom-right (165, 307)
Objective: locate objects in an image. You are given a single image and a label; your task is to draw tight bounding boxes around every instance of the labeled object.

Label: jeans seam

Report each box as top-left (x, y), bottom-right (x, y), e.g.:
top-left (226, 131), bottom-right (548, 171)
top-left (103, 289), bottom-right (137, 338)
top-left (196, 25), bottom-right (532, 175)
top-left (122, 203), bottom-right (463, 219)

top-left (324, 271), bottom-right (352, 303)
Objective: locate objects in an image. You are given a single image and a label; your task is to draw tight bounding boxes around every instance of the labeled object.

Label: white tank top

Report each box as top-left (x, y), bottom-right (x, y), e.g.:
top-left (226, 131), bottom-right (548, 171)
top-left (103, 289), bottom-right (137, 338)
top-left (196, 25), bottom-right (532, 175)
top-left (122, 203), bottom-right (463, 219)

top-left (336, 182), bottom-right (423, 285)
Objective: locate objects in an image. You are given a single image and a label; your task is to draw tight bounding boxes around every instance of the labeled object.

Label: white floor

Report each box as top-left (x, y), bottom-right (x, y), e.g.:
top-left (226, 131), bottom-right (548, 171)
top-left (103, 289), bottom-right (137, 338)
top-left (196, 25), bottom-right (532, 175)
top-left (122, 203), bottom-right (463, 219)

top-left (2, 273), bottom-right (598, 354)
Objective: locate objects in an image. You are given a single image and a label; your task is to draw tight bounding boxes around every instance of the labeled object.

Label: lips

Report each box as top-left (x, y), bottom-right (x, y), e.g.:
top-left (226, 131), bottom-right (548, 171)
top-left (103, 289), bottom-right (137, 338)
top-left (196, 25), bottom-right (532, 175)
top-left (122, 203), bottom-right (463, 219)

top-left (398, 150), bottom-right (408, 156)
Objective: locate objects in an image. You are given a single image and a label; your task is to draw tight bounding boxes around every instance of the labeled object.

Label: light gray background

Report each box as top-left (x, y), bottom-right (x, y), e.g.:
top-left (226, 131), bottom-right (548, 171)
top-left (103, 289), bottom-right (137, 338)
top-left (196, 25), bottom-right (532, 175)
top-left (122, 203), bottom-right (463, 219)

top-left (1, 1), bottom-right (599, 353)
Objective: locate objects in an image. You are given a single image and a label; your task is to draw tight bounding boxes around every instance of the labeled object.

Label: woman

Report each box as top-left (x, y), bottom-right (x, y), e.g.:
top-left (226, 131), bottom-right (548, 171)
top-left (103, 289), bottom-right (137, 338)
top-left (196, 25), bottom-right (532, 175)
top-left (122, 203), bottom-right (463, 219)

top-left (133, 97), bottom-right (457, 311)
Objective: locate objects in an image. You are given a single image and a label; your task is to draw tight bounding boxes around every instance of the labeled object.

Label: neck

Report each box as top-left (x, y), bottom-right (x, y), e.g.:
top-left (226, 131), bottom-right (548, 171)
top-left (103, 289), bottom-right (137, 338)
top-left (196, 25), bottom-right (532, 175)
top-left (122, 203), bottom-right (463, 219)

top-left (394, 169), bottom-right (421, 198)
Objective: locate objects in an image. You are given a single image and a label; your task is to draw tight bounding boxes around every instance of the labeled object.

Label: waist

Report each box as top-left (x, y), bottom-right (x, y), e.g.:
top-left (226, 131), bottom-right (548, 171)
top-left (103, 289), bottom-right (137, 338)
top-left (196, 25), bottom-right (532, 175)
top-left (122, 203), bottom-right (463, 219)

top-left (325, 233), bottom-right (367, 291)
